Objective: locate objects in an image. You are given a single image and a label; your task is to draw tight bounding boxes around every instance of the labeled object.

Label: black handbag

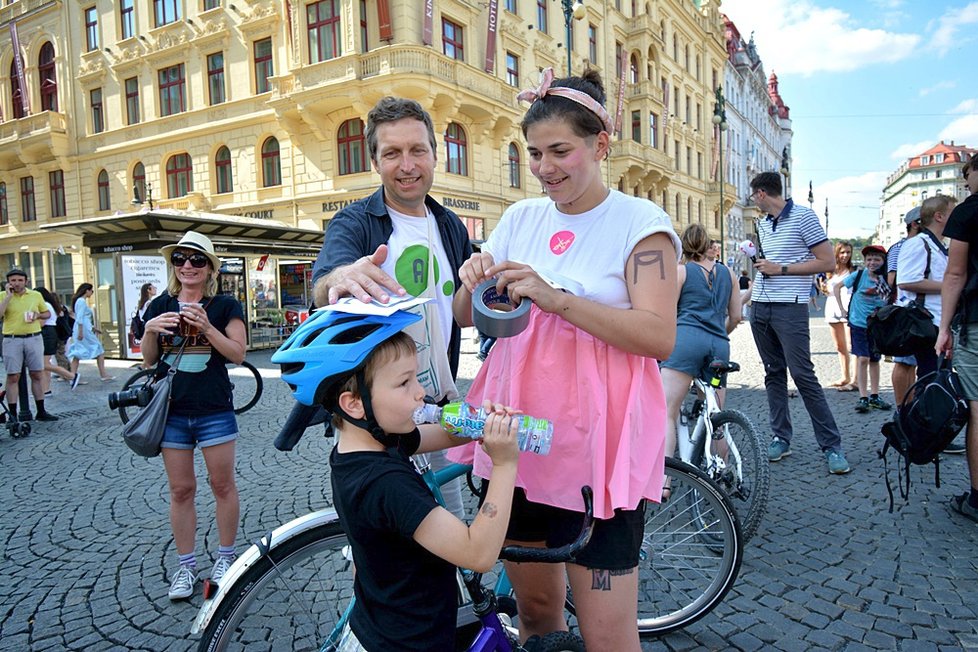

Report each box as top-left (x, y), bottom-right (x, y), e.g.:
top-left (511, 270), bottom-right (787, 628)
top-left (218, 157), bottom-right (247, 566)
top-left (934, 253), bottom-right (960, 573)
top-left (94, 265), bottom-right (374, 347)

top-left (121, 338), bottom-right (190, 457)
top-left (866, 301), bottom-right (938, 357)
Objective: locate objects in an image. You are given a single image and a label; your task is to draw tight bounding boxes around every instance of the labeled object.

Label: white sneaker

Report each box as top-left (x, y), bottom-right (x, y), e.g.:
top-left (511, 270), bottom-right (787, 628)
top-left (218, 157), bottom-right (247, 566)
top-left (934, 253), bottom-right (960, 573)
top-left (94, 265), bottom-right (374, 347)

top-left (210, 555), bottom-right (236, 585)
top-left (168, 565), bottom-right (197, 600)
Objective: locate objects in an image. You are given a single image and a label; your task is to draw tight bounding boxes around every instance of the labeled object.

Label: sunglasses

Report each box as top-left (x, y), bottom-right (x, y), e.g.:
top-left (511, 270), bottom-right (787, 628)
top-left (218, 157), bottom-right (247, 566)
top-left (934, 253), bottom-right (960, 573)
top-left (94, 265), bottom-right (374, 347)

top-left (170, 251), bottom-right (210, 268)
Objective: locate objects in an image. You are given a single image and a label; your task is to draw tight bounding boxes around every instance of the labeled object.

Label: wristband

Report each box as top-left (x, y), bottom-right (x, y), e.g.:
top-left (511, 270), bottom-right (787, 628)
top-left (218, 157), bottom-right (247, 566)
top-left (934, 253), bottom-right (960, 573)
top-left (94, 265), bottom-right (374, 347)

top-left (781, 265), bottom-right (788, 276)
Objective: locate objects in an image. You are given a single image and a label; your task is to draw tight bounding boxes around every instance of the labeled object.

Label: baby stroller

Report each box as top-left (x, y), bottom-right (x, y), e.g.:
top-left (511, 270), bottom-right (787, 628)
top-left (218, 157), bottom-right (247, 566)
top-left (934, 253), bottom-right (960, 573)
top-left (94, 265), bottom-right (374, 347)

top-left (0, 382), bottom-right (31, 438)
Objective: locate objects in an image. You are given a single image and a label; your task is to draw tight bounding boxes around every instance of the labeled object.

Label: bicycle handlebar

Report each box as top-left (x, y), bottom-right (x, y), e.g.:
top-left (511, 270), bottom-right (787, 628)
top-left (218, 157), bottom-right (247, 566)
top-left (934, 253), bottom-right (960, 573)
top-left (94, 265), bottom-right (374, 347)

top-left (498, 486), bottom-right (594, 564)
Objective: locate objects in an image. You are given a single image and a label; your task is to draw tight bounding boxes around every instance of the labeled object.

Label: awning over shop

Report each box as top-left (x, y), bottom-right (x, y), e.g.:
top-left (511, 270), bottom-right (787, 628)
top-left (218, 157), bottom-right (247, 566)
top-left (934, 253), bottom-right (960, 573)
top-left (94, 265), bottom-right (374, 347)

top-left (40, 208), bottom-right (323, 256)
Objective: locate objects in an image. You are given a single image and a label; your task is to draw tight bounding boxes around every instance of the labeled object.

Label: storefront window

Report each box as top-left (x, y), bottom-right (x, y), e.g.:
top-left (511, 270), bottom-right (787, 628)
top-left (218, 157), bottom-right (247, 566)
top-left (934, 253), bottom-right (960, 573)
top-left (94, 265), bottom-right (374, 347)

top-left (249, 256), bottom-right (283, 347)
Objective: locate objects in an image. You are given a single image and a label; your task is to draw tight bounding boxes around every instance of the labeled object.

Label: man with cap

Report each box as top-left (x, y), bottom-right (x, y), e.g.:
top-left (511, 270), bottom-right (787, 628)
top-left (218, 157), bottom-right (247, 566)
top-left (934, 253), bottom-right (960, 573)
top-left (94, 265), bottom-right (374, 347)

top-left (1, 268), bottom-right (58, 423)
top-left (889, 206), bottom-right (922, 406)
top-left (836, 245), bottom-right (891, 413)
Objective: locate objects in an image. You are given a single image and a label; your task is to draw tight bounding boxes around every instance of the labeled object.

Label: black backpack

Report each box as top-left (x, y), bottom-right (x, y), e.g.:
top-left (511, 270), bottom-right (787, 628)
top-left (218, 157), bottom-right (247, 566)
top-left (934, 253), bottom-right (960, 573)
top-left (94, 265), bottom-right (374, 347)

top-left (866, 301), bottom-right (938, 356)
top-left (880, 355), bottom-right (969, 511)
top-left (129, 309), bottom-right (146, 342)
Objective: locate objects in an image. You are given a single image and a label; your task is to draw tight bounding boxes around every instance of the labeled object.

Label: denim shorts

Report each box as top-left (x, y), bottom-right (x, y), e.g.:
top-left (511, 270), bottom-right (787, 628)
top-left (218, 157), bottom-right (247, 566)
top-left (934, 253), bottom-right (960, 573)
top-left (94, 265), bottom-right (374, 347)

top-left (162, 411), bottom-right (238, 450)
top-left (849, 325), bottom-right (879, 361)
top-left (893, 354), bottom-right (917, 366)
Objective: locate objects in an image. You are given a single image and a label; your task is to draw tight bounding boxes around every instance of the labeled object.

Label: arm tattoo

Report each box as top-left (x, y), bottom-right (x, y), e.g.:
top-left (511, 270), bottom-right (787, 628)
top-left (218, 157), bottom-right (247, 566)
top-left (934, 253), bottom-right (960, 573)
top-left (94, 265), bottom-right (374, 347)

top-left (590, 567), bottom-right (635, 591)
top-left (632, 250), bottom-right (666, 283)
top-left (480, 502), bottom-right (498, 518)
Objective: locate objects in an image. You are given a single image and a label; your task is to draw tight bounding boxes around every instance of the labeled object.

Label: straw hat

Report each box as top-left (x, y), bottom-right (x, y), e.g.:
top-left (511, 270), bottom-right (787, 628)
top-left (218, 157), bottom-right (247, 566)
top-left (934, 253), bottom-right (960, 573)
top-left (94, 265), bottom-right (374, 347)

top-left (160, 231), bottom-right (222, 271)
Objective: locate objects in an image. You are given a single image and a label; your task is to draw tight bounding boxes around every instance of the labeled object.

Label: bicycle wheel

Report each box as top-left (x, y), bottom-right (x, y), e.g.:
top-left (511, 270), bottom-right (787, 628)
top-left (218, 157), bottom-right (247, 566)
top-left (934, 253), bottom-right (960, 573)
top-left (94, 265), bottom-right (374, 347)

top-left (117, 368), bottom-right (154, 424)
top-left (198, 522), bottom-right (353, 652)
top-left (563, 458), bottom-right (742, 638)
top-left (695, 410), bottom-right (769, 542)
top-left (637, 458), bottom-right (742, 637)
top-left (226, 361), bottom-right (263, 414)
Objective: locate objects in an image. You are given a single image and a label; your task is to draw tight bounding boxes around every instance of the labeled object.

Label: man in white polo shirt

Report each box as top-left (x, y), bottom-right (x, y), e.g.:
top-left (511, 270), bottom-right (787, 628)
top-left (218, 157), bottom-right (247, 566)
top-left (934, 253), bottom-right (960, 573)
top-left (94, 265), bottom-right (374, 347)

top-left (748, 172), bottom-right (848, 474)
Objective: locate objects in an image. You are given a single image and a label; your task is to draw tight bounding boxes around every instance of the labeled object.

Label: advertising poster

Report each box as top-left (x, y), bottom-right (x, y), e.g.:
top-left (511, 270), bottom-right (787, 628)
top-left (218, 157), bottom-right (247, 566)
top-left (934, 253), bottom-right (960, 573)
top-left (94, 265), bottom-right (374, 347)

top-left (120, 255), bottom-right (168, 358)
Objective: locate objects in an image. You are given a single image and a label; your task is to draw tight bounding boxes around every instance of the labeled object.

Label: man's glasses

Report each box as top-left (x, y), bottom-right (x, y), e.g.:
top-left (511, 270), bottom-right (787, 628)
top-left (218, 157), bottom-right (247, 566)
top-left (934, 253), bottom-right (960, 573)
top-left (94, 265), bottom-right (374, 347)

top-left (170, 251), bottom-right (210, 268)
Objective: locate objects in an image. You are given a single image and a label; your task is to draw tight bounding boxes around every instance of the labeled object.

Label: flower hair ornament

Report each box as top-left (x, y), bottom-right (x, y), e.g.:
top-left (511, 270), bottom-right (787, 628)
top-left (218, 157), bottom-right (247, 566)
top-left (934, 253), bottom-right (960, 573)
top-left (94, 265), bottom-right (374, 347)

top-left (516, 67), bottom-right (614, 134)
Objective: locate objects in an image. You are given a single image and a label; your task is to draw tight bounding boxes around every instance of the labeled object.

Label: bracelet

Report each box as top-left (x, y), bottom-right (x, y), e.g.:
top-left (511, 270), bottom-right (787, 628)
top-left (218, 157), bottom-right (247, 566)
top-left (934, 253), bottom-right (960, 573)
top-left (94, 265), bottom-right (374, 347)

top-left (781, 265), bottom-right (789, 276)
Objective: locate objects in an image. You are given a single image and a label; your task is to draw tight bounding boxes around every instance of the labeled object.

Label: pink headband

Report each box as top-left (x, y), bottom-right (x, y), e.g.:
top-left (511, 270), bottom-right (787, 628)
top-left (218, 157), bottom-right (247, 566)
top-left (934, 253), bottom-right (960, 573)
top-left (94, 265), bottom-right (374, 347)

top-left (516, 67), bottom-right (614, 134)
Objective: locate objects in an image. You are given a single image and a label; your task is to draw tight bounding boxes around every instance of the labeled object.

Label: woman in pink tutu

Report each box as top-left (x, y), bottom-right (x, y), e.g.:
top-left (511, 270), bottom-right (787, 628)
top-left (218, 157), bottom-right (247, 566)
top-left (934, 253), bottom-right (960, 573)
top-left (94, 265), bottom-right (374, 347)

top-left (451, 67), bottom-right (680, 651)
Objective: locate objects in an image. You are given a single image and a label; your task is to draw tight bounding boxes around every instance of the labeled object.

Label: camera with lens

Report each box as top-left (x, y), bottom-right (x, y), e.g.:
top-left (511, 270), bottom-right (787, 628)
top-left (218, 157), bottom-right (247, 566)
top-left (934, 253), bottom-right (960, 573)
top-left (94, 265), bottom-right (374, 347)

top-left (108, 385), bottom-right (155, 411)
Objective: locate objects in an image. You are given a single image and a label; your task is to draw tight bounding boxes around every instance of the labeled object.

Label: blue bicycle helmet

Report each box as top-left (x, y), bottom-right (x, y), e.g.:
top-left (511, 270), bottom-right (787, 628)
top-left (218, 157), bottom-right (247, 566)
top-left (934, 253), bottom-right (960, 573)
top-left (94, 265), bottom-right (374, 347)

top-left (272, 307), bottom-right (422, 408)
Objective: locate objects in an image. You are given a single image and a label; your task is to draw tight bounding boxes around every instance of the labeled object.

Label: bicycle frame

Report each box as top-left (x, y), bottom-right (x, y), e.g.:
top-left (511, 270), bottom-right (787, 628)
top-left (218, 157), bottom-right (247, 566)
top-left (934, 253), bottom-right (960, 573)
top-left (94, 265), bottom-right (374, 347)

top-left (676, 378), bottom-right (745, 488)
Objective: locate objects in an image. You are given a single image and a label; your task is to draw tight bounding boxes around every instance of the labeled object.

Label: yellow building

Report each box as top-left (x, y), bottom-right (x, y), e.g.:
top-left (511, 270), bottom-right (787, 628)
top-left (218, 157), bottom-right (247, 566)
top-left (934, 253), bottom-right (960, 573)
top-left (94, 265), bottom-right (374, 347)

top-left (0, 0), bottom-right (730, 355)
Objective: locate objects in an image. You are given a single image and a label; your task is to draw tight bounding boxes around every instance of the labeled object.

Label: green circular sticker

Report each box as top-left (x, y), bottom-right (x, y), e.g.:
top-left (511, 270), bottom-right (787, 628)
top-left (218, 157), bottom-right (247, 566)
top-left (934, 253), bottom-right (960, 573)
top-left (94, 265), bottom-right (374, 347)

top-left (442, 280), bottom-right (454, 296)
top-left (395, 245), bottom-right (440, 297)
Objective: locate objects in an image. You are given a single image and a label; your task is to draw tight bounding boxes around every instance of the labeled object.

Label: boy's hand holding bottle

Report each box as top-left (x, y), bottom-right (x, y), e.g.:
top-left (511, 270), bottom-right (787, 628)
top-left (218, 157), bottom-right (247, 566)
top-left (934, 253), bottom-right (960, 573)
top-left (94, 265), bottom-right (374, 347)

top-left (479, 400), bottom-right (520, 469)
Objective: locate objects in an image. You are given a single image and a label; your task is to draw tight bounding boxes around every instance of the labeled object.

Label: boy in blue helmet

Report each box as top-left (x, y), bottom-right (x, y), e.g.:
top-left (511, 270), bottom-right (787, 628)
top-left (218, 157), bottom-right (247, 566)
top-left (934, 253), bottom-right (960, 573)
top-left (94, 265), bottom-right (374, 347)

top-left (274, 309), bottom-right (519, 651)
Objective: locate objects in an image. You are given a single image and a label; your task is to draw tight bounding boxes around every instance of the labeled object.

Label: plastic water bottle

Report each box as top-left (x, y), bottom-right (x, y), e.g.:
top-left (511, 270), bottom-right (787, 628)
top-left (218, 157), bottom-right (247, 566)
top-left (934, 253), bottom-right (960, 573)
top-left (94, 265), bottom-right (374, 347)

top-left (413, 402), bottom-right (554, 456)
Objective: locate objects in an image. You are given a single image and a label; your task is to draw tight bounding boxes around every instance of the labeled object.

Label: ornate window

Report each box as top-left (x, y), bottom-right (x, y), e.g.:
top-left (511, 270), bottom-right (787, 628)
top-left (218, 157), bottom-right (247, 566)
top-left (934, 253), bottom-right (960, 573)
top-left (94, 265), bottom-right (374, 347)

top-left (337, 119), bottom-right (368, 175)
top-left (49, 170), bottom-right (66, 217)
top-left (121, 0), bottom-right (135, 39)
top-left (10, 60), bottom-right (25, 119)
top-left (125, 77), bottom-right (139, 124)
top-left (216, 146), bottom-right (233, 193)
top-left (307, 0), bottom-right (341, 63)
top-left (262, 137), bottom-right (281, 187)
top-left (20, 177), bottom-right (36, 222)
top-left (85, 7), bottom-right (99, 52)
top-left (166, 153), bottom-right (193, 198)
top-left (254, 38), bottom-right (273, 94)
top-left (508, 143), bottom-right (521, 189)
top-left (159, 64), bottom-right (186, 116)
top-left (39, 43), bottom-right (57, 112)
top-left (0, 183), bottom-right (7, 225)
top-left (207, 52), bottom-right (225, 105)
top-left (97, 170), bottom-right (110, 211)
top-left (133, 162), bottom-right (145, 202)
top-left (91, 88), bottom-right (104, 133)
top-left (445, 123), bottom-right (467, 176)
top-left (154, 0), bottom-right (181, 27)
top-left (442, 18), bottom-right (463, 61)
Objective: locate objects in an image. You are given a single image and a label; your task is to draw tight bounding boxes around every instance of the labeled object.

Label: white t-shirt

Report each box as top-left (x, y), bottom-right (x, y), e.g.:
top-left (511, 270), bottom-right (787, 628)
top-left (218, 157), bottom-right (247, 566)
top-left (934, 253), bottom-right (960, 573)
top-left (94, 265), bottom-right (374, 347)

top-left (43, 301), bottom-right (58, 327)
top-left (896, 231), bottom-right (948, 326)
top-left (381, 205), bottom-right (454, 352)
top-left (484, 190), bottom-right (680, 307)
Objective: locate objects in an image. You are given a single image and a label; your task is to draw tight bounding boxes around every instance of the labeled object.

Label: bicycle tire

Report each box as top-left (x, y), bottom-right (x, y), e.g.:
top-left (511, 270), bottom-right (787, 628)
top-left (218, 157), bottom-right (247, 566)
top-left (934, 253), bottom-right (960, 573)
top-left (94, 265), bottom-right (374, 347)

top-left (198, 521), bottom-right (352, 652)
top-left (117, 368), bottom-right (154, 424)
top-left (227, 361), bottom-right (263, 415)
top-left (564, 458), bottom-right (742, 638)
top-left (690, 409), bottom-right (769, 542)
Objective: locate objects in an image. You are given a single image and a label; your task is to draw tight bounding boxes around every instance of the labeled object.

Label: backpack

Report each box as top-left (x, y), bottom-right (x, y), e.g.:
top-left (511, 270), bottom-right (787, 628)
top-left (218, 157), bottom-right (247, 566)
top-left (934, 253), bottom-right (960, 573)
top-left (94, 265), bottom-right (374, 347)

top-left (880, 355), bottom-right (969, 511)
top-left (129, 309), bottom-right (146, 343)
top-left (54, 309), bottom-right (75, 341)
top-left (867, 238), bottom-right (936, 356)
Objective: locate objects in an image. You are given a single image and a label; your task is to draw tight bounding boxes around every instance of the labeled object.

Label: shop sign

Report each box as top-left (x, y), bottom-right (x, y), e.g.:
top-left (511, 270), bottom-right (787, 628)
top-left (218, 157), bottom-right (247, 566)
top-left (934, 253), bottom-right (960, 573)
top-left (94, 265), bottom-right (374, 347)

top-left (92, 244), bottom-right (135, 253)
top-left (442, 197), bottom-right (481, 211)
top-left (220, 257), bottom-right (244, 274)
top-left (120, 255), bottom-right (168, 359)
top-left (235, 209), bottom-right (275, 220)
top-left (322, 198), bottom-right (367, 213)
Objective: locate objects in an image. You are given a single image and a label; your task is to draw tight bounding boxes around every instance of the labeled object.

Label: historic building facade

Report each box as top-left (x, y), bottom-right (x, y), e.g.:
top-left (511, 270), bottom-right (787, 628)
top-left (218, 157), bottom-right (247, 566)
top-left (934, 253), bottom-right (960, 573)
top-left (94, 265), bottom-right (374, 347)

top-left (877, 141), bottom-right (975, 249)
top-left (2, 0), bottom-right (754, 353)
top-left (721, 17), bottom-right (793, 268)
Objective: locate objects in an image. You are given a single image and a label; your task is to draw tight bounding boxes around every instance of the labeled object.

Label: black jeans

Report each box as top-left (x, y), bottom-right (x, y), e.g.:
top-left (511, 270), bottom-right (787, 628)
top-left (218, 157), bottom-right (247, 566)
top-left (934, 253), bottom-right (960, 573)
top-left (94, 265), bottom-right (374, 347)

top-left (749, 302), bottom-right (843, 452)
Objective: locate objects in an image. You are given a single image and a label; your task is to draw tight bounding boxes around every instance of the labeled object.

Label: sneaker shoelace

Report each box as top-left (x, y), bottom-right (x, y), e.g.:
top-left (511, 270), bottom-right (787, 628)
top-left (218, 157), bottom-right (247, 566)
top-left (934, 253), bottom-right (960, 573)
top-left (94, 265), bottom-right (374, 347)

top-left (211, 555), bottom-right (235, 582)
top-left (170, 566), bottom-right (195, 593)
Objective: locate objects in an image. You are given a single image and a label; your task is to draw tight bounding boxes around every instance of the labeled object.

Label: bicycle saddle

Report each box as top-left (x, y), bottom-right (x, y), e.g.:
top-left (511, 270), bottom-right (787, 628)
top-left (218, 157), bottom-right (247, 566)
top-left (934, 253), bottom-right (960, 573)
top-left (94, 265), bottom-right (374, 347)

top-left (709, 360), bottom-right (740, 374)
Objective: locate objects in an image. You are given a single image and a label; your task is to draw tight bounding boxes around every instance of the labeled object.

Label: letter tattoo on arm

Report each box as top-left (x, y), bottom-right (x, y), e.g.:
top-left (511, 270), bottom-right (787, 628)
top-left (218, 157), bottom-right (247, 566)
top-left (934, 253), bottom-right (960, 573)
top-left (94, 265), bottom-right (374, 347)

top-left (632, 250), bottom-right (665, 284)
top-left (480, 502), bottom-right (498, 518)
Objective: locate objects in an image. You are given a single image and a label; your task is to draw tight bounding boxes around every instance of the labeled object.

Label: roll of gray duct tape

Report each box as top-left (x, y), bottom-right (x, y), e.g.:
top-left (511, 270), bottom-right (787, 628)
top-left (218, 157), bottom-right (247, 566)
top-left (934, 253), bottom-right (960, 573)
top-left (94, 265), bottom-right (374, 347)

top-left (472, 279), bottom-right (531, 338)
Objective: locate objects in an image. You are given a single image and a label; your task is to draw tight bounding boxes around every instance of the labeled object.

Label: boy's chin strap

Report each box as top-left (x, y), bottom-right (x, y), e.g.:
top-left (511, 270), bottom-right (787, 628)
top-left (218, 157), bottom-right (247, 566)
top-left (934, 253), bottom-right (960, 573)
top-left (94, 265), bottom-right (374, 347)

top-left (330, 369), bottom-right (404, 450)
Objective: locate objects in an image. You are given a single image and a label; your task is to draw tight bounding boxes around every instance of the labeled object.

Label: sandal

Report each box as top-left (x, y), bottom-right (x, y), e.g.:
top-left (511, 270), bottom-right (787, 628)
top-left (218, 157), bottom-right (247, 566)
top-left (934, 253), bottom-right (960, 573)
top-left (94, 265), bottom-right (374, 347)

top-left (660, 479), bottom-right (672, 503)
top-left (950, 493), bottom-right (978, 524)
top-left (837, 384), bottom-right (857, 392)
top-left (828, 379), bottom-right (849, 388)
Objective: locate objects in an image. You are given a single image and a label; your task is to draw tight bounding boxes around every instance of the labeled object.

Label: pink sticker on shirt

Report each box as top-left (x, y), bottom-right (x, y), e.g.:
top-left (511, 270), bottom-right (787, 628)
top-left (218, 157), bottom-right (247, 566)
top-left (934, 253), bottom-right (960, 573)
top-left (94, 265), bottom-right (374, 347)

top-left (549, 231), bottom-right (576, 255)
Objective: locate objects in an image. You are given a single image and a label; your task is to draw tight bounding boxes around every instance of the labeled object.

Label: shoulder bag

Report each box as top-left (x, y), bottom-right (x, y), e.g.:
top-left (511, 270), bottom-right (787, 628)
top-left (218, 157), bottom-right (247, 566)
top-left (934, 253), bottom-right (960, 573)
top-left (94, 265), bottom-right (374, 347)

top-left (121, 327), bottom-right (192, 458)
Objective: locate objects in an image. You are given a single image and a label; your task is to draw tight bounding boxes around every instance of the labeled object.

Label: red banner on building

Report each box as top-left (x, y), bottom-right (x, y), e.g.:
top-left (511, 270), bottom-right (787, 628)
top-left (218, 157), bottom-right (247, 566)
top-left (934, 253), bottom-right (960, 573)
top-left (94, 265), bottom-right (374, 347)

top-left (613, 49), bottom-right (627, 134)
top-left (484, 0), bottom-right (498, 73)
top-left (256, 254), bottom-right (270, 271)
top-left (422, 0), bottom-right (434, 46)
top-left (10, 23), bottom-right (30, 116)
top-left (378, 0), bottom-right (393, 42)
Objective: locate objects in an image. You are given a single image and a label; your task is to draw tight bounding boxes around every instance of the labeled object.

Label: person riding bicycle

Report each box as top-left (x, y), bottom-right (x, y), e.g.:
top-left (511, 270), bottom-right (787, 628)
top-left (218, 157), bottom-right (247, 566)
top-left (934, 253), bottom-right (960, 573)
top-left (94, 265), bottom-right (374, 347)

top-left (275, 308), bottom-right (520, 652)
top-left (661, 223), bottom-right (741, 465)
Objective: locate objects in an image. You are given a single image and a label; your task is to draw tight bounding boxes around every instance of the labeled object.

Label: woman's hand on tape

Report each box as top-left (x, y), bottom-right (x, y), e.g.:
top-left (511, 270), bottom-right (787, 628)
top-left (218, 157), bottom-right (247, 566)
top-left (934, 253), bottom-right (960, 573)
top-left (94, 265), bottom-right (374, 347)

top-left (459, 252), bottom-right (496, 293)
top-left (326, 245), bottom-right (406, 304)
top-left (489, 262), bottom-right (564, 313)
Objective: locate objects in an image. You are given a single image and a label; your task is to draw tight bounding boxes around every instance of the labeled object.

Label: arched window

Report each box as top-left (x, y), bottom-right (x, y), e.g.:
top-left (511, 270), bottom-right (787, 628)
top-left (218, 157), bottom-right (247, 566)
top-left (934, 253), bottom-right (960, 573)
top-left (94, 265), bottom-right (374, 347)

top-left (0, 183), bottom-right (8, 225)
top-left (687, 196), bottom-right (693, 224)
top-left (39, 42), bottom-right (58, 112)
top-left (337, 119), bottom-right (368, 175)
top-left (445, 123), bottom-right (467, 176)
top-left (629, 53), bottom-right (639, 83)
top-left (216, 146), bottom-right (233, 193)
top-left (97, 170), bottom-right (110, 211)
top-left (508, 143), bottom-right (521, 188)
top-left (10, 60), bottom-right (25, 119)
top-left (675, 193), bottom-right (681, 223)
top-left (133, 162), bottom-right (145, 203)
top-left (166, 153), bottom-right (193, 197)
top-left (261, 137), bottom-right (281, 187)
top-left (698, 200), bottom-right (703, 224)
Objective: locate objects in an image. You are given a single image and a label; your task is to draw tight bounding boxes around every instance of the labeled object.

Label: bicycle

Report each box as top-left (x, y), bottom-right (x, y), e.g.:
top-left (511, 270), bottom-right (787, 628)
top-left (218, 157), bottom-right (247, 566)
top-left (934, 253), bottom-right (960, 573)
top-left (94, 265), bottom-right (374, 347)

top-left (191, 456), bottom-right (741, 649)
top-left (675, 359), bottom-right (769, 542)
top-left (115, 360), bottom-right (263, 424)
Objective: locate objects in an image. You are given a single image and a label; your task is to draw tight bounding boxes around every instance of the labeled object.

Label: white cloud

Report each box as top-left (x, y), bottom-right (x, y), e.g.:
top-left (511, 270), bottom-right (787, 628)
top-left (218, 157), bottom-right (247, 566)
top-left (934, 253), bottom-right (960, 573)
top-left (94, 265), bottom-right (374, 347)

top-left (722, 0), bottom-right (920, 76)
top-left (919, 80), bottom-right (956, 96)
top-left (812, 172), bottom-right (887, 238)
top-left (932, 2), bottom-right (978, 56)
top-left (939, 115), bottom-right (978, 146)
top-left (949, 99), bottom-right (978, 113)
top-left (890, 140), bottom-right (933, 160)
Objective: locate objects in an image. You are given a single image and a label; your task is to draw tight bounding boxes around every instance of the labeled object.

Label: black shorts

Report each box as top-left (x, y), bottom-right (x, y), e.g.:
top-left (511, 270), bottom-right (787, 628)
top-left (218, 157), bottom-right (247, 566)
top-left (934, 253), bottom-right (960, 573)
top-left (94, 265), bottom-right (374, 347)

top-left (481, 483), bottom-right (646, 570)
top-left (41, 326), bottom-right (59, 356)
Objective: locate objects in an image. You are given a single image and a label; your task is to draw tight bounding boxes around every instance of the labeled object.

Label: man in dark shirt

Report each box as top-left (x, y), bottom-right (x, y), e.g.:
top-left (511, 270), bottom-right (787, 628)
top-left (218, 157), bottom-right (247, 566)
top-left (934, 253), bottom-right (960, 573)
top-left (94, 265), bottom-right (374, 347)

top-left (937, 153), bottom-right (978, 523)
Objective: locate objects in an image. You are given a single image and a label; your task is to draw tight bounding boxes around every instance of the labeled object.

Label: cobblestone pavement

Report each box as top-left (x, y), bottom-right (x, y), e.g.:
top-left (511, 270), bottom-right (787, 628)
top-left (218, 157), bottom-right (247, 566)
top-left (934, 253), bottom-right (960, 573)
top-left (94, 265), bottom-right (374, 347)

top-left (2, 311), bottom-right (977, 651)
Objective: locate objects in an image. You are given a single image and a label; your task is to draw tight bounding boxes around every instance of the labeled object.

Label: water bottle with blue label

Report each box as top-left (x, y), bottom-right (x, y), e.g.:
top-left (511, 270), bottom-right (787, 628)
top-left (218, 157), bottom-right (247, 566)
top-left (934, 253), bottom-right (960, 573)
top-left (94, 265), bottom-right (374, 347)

top-left (413, 402), bottom-right (553, 456)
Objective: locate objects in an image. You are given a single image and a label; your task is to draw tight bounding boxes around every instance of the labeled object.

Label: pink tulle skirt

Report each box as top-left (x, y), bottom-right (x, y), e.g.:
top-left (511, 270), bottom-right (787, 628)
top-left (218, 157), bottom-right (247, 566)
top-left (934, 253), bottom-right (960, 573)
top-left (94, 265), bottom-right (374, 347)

top-left (449, 307), bottom-right (666, 519)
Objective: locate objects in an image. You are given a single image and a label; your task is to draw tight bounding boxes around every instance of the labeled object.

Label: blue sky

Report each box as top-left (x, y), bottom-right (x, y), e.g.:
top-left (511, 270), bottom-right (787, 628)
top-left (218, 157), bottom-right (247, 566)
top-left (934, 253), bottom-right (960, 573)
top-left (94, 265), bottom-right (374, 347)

top-left (720, 0), bottom-right (978, 239)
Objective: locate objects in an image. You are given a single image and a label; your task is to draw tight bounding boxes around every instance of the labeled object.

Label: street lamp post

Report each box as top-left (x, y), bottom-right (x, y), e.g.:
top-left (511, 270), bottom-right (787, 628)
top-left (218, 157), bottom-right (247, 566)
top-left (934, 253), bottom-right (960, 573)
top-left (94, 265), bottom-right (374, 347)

top-left (712, 86), bottom-right (727, 263)
top-left (560, 1), bottom-right (586, 76)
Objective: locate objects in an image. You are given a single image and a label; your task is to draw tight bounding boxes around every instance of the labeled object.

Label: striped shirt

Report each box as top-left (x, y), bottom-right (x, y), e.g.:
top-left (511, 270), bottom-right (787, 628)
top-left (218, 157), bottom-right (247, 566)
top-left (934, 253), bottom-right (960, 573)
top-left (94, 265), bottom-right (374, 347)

top-left (887, 238), bottom-right (905, 274)
top-left (753, 199), bottom-right (828, 304)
